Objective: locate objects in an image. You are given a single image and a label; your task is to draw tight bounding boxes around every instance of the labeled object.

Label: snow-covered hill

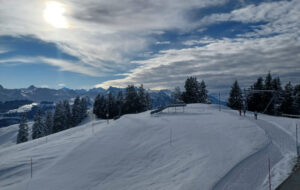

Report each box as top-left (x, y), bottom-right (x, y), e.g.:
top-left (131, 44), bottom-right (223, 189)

top-left (0, 104), bottom-right (298, 190)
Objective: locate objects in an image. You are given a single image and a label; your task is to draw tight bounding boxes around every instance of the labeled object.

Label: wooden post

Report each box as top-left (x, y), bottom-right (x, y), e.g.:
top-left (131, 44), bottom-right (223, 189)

top-left (219, 92), bottom-right (221, 111)
top-left (296, 124), bottom-right (299, 156)
top-left (30, 157), bottom-right (33, 178)
top-left (268, 158), bottom-right (271, 190)
top-left (170, 128), bottom-right (172, 145)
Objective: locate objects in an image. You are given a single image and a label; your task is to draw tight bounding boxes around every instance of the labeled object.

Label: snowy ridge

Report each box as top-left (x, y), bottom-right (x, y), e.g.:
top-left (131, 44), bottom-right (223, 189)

top-left (0, 104), bottom-right (297, 190)
top-left (6, 103), bottom-right (38, 114)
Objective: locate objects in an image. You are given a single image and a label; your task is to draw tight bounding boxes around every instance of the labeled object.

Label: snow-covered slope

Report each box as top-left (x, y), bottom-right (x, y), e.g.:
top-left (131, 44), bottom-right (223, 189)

top-left (0, 122), bottom-right (33, 149)
top-left (0, 104), bottom-right (297, 190)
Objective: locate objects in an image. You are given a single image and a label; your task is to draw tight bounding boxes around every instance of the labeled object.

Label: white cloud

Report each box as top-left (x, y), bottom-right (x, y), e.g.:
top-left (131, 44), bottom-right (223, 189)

top-left (0, 0), bottom-right (226, 76)
top-left (99, 33), bottom-right (300, 92)
top-left (0, 0), bottom-right (299, 91)
top-left (97, 0), bottom-right (300, 91)
top-left (0, 46), bottom-right (10, 54)
top-left (40, 85), bottom-right (49, 88)
top-left (155, 41), bottom-right (171, 45)
top-left (58, 83), bottom-right (66, 87)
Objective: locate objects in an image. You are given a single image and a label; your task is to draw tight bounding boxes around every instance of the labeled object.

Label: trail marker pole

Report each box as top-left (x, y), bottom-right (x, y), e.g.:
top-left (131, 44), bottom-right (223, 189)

top-left (219, 92), bottom-right (221, 111)
top-left (268, 158), bottom-right (271, 190)
top-left (296, 124), bottom-right (299, 156)
top-left (92, 122), bottom-right (95, 135)
top-left (30, 157), bottom-right (33, 178)
top-left (170, 128), bottom-right (173, 145)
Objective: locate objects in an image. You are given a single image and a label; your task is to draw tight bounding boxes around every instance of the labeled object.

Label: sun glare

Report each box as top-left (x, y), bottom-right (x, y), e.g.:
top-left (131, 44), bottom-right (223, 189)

top-left (43, 1), bottom-right (69, 29)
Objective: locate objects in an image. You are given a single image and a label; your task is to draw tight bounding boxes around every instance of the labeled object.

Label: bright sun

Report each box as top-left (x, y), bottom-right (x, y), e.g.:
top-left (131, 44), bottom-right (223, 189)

top-left (43, 1), bottom-right (69, 29)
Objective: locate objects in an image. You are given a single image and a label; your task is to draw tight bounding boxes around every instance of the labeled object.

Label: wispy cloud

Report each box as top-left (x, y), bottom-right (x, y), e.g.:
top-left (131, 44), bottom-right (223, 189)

top-left (0, 0), bottom-right (299, 91)
top-left (58, 83), bottom-right (66, 87)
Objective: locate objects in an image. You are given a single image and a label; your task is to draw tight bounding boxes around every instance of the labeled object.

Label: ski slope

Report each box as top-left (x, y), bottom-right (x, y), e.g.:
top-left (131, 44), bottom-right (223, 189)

top-left (0, 104), bottom-right (297, 190)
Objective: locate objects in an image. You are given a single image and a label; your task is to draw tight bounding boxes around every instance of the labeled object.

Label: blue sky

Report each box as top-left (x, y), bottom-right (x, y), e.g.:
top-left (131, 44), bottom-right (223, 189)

top-left (0, 0), bottom-right (299, 94)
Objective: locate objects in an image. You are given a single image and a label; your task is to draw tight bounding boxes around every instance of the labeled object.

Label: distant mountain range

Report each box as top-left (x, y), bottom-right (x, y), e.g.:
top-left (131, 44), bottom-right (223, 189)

top-left (0, 85), bottom-right (173, 109)
top-left (0, 85), bottom-right (227, 128)
top-left (0, 84), bottom-right (226, 109)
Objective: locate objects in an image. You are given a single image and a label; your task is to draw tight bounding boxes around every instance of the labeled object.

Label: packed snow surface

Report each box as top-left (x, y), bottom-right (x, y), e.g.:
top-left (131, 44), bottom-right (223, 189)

top-left (0, 104), bottom-right (297, 190)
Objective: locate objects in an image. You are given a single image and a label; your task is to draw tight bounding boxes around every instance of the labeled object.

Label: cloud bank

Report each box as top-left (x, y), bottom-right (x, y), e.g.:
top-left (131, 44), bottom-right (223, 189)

top-left (0, 0), bottom-right (299, 91)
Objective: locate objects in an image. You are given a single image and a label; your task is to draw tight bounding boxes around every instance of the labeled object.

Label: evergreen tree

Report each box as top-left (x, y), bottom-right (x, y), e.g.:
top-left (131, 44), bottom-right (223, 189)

top-left (272, 76), bottom-right (282, 91)
top-left (72, 97), bottom-right (82, 126)
top-left (145, 92), bottom-right (152, 110)
top-left (294, 84), bottom-right (300, 114)
top-left (172, 86), bottom-right (182, 103)
top-left (93, 94), bottom-right (107, 119)
top-left (32, 109), bottom-right (45, 139)
top-left (199, 80), bottom-right (208, 103)
top-left (280, 82), bottom-right (294, 114)
top-left (123, 85), bottom-right (139, 114)
top-left (247, 77), bottom-right (264, 112)
top-left (53, 102), bottom-right (66, 133)
top-left (44, 111), bottom-right (53, 135)
top-left (138, 84), bottom-right (147, 112)
top-left (271, 76), bottom-right (282, 114)
top-left (63, 100), bottom-right (72, 129)
top-left (182, 77), bottom-right (200, 103)
top-left (116, 91), bottom-right (124, 116)
top-left (227, 80), bottom-right (243, 110)
top-left (263, 72), bottom-right (274, 113)
top-left (107, 92), bottom-right (118, 119)
top-left (17, 113), bottom-right (29, 144)
top-left (93, 94), bottom-right (101, 118)
top-left (79, 97), bottom-right (88, 121)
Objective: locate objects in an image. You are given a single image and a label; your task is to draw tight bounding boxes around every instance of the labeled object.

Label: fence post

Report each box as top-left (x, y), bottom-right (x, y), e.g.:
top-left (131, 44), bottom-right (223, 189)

top-left (296, 124), bottom-right (299, 156)
top-left (219, 92), bottom-right (221, 111)
top-left (268, 158), bottom-right (271, 190)
top-left (30, 157), bottom-right (33, 178)
top-left (170, 128), bottom-right (172, 145)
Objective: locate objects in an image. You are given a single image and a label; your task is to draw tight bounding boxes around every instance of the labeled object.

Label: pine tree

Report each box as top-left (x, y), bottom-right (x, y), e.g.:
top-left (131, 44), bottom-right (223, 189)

top-left (93, 94), bottom-right (107, 119)
top-left (263, 72), bottom-right (274, 113)
top-left (247, 77), bottom-right (264, 112)
top-left (63, 100), bottom-right (72, 129)
top-left (182, 77), bottom-right (200, 103)
top-left (280, 82), bottom-right (294, 114)
top-left (123, 85), bottom-right (139, 114)
top-left (72, 97), bottom-right (82, 126)
top-left (145, 92), bottom-right (152, 110)
top-left (17, 113), bottom-right (29, 144)
top-left (53, 102), bottom-right (66, 133)
top-left (227, 80), bottom-right (243, 110)
top-left (79, 97), bottom-right (88, 121)
top-left (294, 84), bottom-right (300, 114)
top-left (107, 92), bottom-right (118, 119)
top-left (172, 86), bottom-right (182, 103)
top-left (32, 109), bottom-right (45, 139)
top-left (138, 84), bottom-right (147, 112)
top-left (199, 80), bottom-right (208, 103)
top-left (272, 76), bottom-right (282, 91)
top-left (271, 76), bottom-right (282, 114)
top-left (44, 111), bottom-right (53, 135)
top-left (93, 94), bottom-right (101, 118)
top-left (116, 91), bottom-right (124, 116)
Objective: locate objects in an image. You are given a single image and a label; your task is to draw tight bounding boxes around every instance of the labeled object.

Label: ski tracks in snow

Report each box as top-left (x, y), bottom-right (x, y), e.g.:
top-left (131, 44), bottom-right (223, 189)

top-left (213, 114), bottom-right (295, 190)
